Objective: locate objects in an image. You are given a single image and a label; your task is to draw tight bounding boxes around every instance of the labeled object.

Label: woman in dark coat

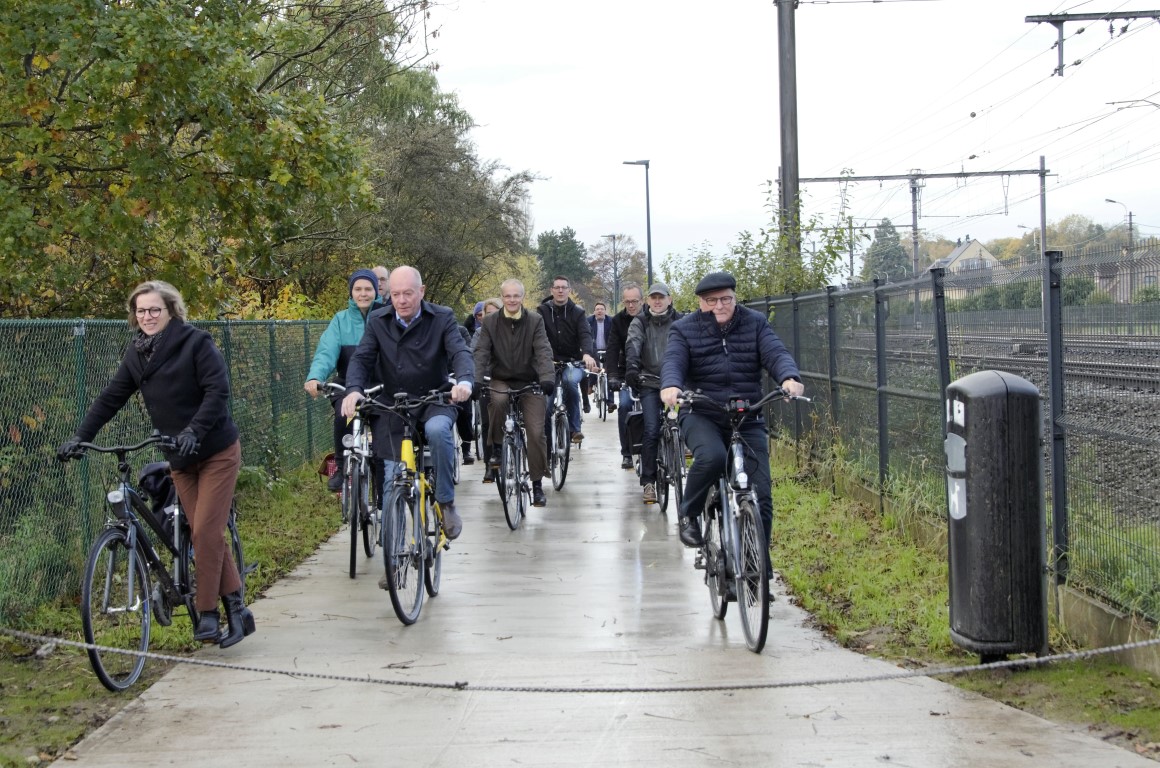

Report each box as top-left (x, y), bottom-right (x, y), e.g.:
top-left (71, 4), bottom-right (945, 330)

top-left (58, 281), bottom-right (254, 648)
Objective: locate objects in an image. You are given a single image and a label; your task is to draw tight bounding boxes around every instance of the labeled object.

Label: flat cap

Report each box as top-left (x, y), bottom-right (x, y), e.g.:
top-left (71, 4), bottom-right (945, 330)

top-left (693, 271), bottom-right (737, 296)
top-left (646, 282), bottom-right (671, 297)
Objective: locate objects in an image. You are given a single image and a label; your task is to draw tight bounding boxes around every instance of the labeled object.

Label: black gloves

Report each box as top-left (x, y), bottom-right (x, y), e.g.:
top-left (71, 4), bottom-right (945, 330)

top-left (608, 379), bottom-right (622, 393)
top-left (175, 429), bottom-right (200, 458)
top-left (625, 372), bottom-right (640, 390)
top-left (539, 380), bottom-right (555, 394)
top-left (56, 436), bottom-right (83, 462)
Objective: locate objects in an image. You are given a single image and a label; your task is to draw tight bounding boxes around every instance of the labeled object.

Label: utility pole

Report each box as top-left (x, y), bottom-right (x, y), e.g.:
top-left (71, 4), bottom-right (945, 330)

top-left (1026, 11), bottom-right (1160, 76)
top-left (777, 0), bottom-right (800, 265)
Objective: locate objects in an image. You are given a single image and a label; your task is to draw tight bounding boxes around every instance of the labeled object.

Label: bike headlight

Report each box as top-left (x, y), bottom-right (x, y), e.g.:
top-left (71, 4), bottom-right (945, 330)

top-left (107, 488), bottom-right (124, 505)
top-left (341, 434), bottom-right (356, 448)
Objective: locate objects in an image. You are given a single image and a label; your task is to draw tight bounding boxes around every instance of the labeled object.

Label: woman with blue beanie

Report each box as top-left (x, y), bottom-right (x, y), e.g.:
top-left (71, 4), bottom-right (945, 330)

top-left (305, 269), bottom-right (383, 491)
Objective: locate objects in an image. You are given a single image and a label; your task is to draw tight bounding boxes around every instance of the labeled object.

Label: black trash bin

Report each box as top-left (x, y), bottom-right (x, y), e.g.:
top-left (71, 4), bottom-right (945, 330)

top-left (944, 370), bottom-right (1047, 661)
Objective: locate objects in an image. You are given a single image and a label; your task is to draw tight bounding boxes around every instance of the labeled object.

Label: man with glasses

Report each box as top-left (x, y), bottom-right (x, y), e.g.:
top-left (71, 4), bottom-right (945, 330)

top-left (660, 271), bottom-right (804, 554)
top-left (605, 283), bottom-right (644, 469)
top-left (537, 275), bottom-right (597, 443)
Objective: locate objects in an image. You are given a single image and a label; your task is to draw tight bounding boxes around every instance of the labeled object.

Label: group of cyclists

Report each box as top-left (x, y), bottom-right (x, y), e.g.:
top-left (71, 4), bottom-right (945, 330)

top-left (59, 265), bottom-right (803, 649)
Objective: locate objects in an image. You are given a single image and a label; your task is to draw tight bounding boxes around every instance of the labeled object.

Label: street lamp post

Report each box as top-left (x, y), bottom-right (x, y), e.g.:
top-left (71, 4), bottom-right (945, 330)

top-left (1105, 198), bottom-right (1134, 252)
top-left (623, 160), bottom-right (652, 287)
top-left (602, 234), bottom-right (620, 312)
top-left (1016, 224), bottom-right (1040, 266)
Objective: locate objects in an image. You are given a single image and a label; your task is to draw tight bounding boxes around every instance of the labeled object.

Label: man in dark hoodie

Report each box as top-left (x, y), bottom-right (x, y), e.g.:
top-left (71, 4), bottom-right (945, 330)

top-left (605, 282), bottom-right (644, 468)
top-left (537, 275), bottom-right (597, 443)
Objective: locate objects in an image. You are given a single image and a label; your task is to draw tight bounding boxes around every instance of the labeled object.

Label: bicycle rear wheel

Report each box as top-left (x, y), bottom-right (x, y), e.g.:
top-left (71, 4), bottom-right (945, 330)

top-left (656, 432), bottom-right (672, 514)
top-left (81, 527), bottom-right (152, 692)
top-left (551, 409), bottom-right (570, 490)
top-left (383, 487), bottom-right (424, 625)
top-left (736, 498), bottom-right (770, 653)
top-left (359, 460), bottom-right (379, 558)
top-left (227, 503), bottom-right (247, 600)
top-left (703, 493), bottom-right (728, 620)
top-left (500, 435), bottom-right (521, 529)
top-left (425, 496), bottom-right (443, 597)
top-left (472, 399), bottom-right (483, 459)
top-left (339, 456), bottom-right (353, 525)
top-left (597, 376), bottom-right (608, 421)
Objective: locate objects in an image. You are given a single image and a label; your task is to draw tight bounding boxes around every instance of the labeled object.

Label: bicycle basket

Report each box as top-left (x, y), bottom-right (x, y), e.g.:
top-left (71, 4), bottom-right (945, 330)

top-left (318, 451), bottom-right (337, 480)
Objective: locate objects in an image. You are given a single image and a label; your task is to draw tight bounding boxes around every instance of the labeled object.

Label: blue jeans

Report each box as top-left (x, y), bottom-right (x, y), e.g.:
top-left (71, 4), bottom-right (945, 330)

top-left (547, 364), bottom-right (584, 436)
top-left (639, 388), bottom-right (662, 485)
top-left (679, 411), bottom-right (774, 547)
top-left (615, 386), bottom-right (634, 457)
top-left (422, 414), bottom-right (457, 505)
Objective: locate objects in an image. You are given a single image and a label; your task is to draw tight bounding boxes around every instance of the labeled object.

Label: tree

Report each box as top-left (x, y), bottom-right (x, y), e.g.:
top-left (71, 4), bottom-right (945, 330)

top-left (859, 219), bottom-right (911, 282)
top-left (536, 228), bottom-right (591, 294)
top-left (585, 235), bottom-right (645, 309)
top-left (0, 1), bottom-right (374, 317)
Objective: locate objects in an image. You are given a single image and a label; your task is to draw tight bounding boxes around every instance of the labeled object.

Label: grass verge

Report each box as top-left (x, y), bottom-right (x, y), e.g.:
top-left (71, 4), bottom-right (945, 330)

top-left (769, 460), bottom-right (1160, 762)
top-left (0, 464), bottom-right (337, 767)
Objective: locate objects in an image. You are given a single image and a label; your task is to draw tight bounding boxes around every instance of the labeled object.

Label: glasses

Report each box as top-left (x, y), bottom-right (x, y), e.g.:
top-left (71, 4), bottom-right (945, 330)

top-left (622, 299), bottom-right (641, 306)
top-left (134, 307), bottom-right (165, 318)
top-left (501, 294), bottom-right (523, 301)
top-left (699, 295), bottom-right (735, 307)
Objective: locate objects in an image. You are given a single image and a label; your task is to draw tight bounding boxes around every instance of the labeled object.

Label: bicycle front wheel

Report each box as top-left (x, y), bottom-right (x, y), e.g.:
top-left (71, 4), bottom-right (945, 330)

top-left (347, 462), bottom-right (362, 578)
top-left (425, 498), bottom-right (443, 597)
top-left (597, 376), bottom-right (608, 421)
top-left (383, 487), bottom-right (424, 625)
top-left (227, 502), bottom-right (247, 600)
top-left (500, 435), bottom-right (521, 529)
top-left (656, 433), bottom-right (673, 514)
top-left (81, 527), bottom-right (152, 692)
top-left (551, 409), bottom-right (570, 490)
top-left (358, 460), bottom-right (379, 559)
top-left (736, 498), bottom-right (770, 653)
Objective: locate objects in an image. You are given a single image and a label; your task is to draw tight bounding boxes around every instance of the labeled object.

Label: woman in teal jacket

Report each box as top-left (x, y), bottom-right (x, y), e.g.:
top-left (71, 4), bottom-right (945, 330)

top-left (305, 269), bottom-right (382, 491)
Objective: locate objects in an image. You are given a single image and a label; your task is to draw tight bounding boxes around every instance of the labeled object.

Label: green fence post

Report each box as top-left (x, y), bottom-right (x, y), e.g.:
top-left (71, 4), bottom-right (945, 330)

top-left (72, 321), bottom-right (93, 544)
top-left (268, 321), bottom-right (279, 478)
top-left (304, 322), bottom-right (314, 460)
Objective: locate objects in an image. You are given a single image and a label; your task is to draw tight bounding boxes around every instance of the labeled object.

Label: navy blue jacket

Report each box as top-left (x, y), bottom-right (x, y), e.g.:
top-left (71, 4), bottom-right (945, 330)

top-left (76, 319), bottom-right (238, 470)
top-left (346, 300), bottom-right (475, 456)
top-left (660, 305), bottom-right (800, 411)
top-left (586, 314), bottom-right (612, 353)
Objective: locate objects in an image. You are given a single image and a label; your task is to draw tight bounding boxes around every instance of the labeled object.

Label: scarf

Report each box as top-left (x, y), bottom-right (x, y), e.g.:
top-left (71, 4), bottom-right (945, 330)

top-left (132, 328), bottom-right (167, 363)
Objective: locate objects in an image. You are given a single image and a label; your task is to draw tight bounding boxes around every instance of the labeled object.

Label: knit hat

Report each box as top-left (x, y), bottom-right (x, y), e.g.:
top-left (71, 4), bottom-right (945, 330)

top-left (473, 301), bottom-right (485, 315)
top-left (349, 269), bottom-right (379, 298)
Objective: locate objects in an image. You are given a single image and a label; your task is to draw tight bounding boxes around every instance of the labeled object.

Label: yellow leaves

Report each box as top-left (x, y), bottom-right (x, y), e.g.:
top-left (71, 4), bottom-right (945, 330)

top-left (43, 244), bottom-right (67, 259)
top-left (30, 53), bottom-right (58, 71)
top-left (126, 198), bottom-right (151, 217)
top-left (21, 99), bottom-right (52, 121)
top-left (268, 161), bottom-right (293, 186)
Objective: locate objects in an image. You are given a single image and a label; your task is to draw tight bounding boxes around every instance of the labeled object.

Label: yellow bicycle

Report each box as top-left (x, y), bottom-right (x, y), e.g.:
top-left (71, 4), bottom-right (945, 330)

top-left (370, 389), bottom-right (452, 625)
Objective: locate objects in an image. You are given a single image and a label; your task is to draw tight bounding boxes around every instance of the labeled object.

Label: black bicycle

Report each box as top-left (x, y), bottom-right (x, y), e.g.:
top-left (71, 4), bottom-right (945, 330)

top-left (638, 374), bottom-right (685, 514)
top-left (325, 383), bottom-right (383, 579)
top-left (65, 434), bottom-right (247, 691)
top-left (678, 388), bottom-right (809, 653)
top-left (489, 382), bottom-right (539, 529)
top-left (546, 361), bottom-right (581, 490)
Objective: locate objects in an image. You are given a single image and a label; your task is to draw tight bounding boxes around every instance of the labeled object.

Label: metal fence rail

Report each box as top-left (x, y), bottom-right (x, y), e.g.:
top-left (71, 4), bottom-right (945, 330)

top-left (0, 319), bottom-right (330, 624)
top-left (753, 241), bottom-right (1160, 623)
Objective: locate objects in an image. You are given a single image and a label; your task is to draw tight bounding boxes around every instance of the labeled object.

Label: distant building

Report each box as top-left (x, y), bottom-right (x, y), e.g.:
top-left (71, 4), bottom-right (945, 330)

top-left (928, 239), bottom-right (1006, 300)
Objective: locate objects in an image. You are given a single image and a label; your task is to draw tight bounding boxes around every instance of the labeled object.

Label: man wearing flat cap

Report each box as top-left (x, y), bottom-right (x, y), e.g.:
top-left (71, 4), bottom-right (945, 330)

top-left (625, 282), bottom-right (682, 505)
top-left (660, 271), bottom-right (805, 553)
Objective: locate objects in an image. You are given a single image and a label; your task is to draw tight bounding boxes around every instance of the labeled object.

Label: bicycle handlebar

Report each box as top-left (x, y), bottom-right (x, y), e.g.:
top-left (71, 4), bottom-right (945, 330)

top-left (70, 433), bottom-right (177, 459)
top-left (676, 388), bottom-right (811, 414)
top-left (485, 383), bottom-right (543, 397)
top-left (323, 382), bottom-right (384, 402)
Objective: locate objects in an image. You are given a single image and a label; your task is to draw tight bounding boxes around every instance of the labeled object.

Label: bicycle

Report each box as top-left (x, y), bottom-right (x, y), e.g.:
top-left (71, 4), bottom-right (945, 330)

top-left (677, 388), bottom-right (809, 653)
top-left (63, 434), bottom-right (247, 691)
top-left (369, 388), bottom-right (453, 625)
top-left (324, 382), bottom-right (383, 579)
top-left (589, 351), bottom-right (609, 422)
top-left (471, 397), bottom-right (483, 460)
top-left (637, 373), bottom-right (685, 514)
top-left (488, 382), bottom-right (540, 530)
top-left (546, 361), bottom-right (581, 490)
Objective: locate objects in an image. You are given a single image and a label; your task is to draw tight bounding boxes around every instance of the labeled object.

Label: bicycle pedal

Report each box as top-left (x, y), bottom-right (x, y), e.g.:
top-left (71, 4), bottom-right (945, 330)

top-left (693, 552), bottom-right (706, 570)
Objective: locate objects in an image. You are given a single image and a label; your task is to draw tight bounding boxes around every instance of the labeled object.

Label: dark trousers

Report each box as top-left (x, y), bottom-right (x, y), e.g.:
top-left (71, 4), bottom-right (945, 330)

top-left (455, 400), bottom-right (473, 450)
top-left (170, 440), bottom-right (243, 612)
top-left (678, 412), bottom-right (774, 547)
top-left (332, 400), bottom-right (350, 466)
top-left (615, 387), bottom-right (634, 457)
top-left (487, 381), bottom-right (548, 482)
top-left (639, 388), bottom-right (662, 485)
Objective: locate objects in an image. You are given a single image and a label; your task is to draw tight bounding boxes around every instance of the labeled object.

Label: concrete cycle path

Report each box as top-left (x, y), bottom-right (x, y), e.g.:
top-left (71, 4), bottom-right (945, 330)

top-left (61, 413), bottom-right (1152, 767)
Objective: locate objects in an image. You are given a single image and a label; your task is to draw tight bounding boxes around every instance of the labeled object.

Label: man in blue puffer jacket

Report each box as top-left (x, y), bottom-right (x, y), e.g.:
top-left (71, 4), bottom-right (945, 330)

top-left (660, 271), bottom-right (805, 552)
top-left (305, 268), bottom-right (383, 491)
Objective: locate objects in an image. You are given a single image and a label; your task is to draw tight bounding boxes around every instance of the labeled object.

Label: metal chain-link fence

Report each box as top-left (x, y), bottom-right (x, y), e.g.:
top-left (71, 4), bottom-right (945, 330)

top-left (0, 319), bottom-right (330, 625)
top-left (753, 240), bottom-right (1160, 623)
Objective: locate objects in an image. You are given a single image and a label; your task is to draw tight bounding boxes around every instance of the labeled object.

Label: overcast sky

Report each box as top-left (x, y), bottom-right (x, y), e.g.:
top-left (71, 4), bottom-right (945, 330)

top-left (427, 0), bottom-right (1160, 276)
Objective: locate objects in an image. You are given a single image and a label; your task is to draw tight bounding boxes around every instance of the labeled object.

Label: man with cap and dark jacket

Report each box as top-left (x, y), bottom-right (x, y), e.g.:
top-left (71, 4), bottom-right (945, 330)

top-left (625, 282), bottom-right (682, 504)
top-left (660, 271), bottom-right (804, 554)
top-left (305, 268), bottom-right (385, 491)
top-left (605, 282), bottom-right (644, 468)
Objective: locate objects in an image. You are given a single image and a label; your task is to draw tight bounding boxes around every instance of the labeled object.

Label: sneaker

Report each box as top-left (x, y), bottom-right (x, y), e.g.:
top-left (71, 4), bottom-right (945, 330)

top-left (441, 503), bottom-right (463, 540)
top-left (327, 470), bottom-right (343, 492)
top-left (607, 402), bottom-right (617, 413)
top-left (620, 455), bottom-right (633, 470)
top-left (532, 484), bottom-right (547, 507)
top-left (642, 483), bottom-right (657, 504)
top-left (679, 516), bottom-right (704, 547)
top-left (482, 464), bottom-right (497, 483)
top-left (571, 431), bottom-right (584, 443)
top-left (462, 445), bottom-right (475, 466)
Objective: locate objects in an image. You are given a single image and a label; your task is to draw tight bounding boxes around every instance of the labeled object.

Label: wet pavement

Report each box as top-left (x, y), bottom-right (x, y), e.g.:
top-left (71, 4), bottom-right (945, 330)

top-left (61, 413), bottom-right (1152, 767)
